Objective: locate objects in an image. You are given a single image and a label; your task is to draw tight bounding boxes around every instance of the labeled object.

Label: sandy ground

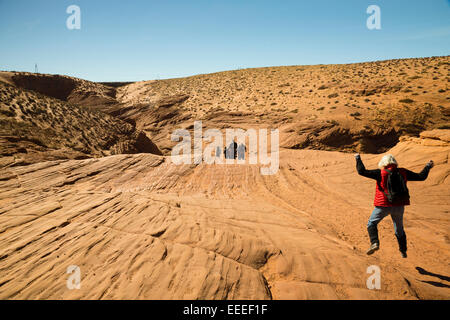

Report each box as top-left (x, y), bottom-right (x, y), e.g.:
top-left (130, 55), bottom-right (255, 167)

top-left (0, 130), bottom-right (448, 299)
top-left (0, 57), bottom-right (448, 299)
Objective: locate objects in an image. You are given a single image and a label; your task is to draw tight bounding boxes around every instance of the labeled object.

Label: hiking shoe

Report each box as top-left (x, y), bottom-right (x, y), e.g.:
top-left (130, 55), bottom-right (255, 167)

top-left (366, 243), bottom-right (379, 255)
top-left (400, 251), bottom-right (407, 258)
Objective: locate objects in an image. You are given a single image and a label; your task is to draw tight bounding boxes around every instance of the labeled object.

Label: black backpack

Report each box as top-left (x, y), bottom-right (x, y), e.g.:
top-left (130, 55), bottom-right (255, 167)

top-left (382, 168), bottom-right (410, 203)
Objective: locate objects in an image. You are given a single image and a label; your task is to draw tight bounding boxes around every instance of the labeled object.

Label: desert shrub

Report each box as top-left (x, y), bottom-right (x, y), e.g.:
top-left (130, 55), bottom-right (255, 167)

top-left (350, 112), bottom-right (362, 117)
top-left (327, 93), bottom-right (338, 99)
top-left (1, 109), bottom-right (15, 117)
top-left (399, 98), bottom-right (414, 103)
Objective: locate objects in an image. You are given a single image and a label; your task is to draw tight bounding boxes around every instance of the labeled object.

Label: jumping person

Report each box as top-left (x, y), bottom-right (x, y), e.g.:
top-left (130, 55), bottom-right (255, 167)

top-left (354, 153), bottom-right (434, 258)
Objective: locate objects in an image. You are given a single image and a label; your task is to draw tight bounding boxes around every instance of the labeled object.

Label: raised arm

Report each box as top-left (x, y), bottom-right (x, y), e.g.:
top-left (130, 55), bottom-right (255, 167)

top-left (354, 154), bottom-right (381, 181)
top-left (405, 160), bottom-right (434, 181)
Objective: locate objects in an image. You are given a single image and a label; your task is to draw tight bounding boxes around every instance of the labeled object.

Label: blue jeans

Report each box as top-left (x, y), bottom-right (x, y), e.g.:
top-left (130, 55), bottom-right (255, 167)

top-left (367, 206), bottom-right (407, 252)
top-left (367, 206), bottom-right (405, 237)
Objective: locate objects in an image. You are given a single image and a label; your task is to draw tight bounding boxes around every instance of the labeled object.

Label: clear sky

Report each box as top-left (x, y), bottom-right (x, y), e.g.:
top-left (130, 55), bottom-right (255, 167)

top-left (0, 0), bottom-right (449, 82)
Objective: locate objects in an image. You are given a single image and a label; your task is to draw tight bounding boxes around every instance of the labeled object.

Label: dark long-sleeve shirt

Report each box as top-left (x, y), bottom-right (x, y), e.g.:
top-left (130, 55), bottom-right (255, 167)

top-left (356, 157), bottom-right (431, 182)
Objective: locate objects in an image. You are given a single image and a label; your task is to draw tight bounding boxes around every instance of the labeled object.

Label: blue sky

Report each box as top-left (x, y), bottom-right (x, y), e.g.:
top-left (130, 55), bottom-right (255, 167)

top-left (0, 0), bottom-right (449, 82)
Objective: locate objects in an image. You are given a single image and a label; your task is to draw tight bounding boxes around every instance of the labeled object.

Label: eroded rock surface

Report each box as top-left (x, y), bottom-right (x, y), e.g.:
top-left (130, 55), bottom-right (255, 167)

top-left (0, 131), bottom-right (448, 299)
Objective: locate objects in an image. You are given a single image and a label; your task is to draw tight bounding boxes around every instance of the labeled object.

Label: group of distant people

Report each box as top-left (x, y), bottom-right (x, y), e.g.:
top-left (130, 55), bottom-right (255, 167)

top-left (216, 141), bottom-right (246, 160)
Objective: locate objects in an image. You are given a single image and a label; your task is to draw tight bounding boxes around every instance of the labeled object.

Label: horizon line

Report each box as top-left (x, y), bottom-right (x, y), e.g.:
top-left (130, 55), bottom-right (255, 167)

top-left (1, 54), bottom-right (449, 84)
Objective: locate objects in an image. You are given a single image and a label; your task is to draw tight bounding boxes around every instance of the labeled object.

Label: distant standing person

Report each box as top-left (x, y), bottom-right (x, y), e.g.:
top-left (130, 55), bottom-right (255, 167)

top-left (354, 153), bottom-right (434, 258)
top-left (228, 140), bottom-right (238, 159)
top-left (237, 143), bottom-right (246, 160)
top-left (216, 146), bottom-right (221, 158)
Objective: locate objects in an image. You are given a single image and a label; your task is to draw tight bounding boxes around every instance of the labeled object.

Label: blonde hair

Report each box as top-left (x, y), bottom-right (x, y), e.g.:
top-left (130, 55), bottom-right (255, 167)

top-left (378, 154), bottom-right (398, 168)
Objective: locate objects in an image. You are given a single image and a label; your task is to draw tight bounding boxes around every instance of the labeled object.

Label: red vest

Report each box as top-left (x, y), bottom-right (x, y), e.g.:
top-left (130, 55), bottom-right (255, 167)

top-left (374, 164), bottom-right (410, 207)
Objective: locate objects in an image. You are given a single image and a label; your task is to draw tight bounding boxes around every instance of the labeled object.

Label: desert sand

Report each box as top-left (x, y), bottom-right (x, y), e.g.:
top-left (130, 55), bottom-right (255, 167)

top-left (0, 56), bottom-right (449, 299)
